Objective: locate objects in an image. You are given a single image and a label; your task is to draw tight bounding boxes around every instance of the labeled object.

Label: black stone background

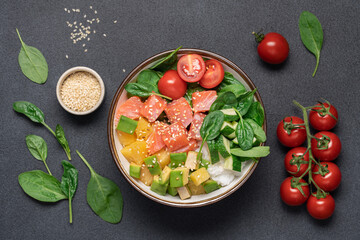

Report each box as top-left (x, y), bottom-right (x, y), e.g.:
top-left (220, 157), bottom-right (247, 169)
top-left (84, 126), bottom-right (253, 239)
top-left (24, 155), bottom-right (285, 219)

top-left (1, 0), bottom-right (359, 239)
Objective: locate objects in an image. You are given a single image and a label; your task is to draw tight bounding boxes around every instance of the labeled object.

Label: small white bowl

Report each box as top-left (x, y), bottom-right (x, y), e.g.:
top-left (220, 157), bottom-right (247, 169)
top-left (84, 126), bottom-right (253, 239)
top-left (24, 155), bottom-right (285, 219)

top-left (56, 66), bottom-right (105, 115)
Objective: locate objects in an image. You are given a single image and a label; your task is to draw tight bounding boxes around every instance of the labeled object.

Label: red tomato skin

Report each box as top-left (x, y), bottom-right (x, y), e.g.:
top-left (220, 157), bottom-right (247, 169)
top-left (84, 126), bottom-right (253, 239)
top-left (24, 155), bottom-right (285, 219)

top-left (307, 194), bottom-right (335, 220)
top-left (277, 116), bottom-right (307, 147)
top-left (312, 162), bottom-right (341, 192)
top-left (284, 147), bottom-right (309, 177)
top-left (280, 177), bottom-right (309, 206)
top-left (257, 32), bottom-right (289, 64)
top-left (177, 54), bottom-right (206, 82)
top-left (309, 103), bottom-right (338, 131)
top-left (199, 59), bottom-right (224, 89)
top-left (158, 70), bottom-right (187, 100)
top-left (311, 131), bottom-right (341, 161)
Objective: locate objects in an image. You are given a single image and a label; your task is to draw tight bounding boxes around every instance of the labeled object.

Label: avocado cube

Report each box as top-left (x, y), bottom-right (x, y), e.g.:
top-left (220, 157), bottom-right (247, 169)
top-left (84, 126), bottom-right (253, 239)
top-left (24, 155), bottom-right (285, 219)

top-left (169, 152), bottom-right (187, 169)
top-left (177, 186), bottom-right (191, 200)
top-left (170, 167), bottom-right (189, 187)
top-left (159, 166), bottom-right (171, 184)
top-left (203, 180), bottom-right (220, 193)
top-left (144, 156), bottom-right (162, 175)
top-left (185, 151), bottom-right (199, 170)
top-left (167, 185), bottom-right (178, 196)
top-left (150, 175), bottom-right (168, 196)
top-left (129, 162), bottom-right (141, 178)
top-left (116, 115), bottom-right (138, 134)
top-left (190, 167), bottom-right (210, 186)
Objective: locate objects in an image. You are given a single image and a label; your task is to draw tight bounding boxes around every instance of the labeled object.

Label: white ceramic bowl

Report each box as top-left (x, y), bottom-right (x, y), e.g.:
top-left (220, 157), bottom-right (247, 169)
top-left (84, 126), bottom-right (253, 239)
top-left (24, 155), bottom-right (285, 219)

top-left (56, 66), bottom-right (105, 115)
top-left (108, 49), bottom-right (267, 208)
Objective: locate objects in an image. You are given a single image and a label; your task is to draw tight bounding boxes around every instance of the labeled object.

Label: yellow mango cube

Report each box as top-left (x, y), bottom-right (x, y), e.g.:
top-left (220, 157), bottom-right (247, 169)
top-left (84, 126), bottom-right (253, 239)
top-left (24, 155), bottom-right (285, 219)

top-left (188, 179), bottom-right (205, 195)
top-left (190, 168), bottom-right (210, 186)
top-left (155, 149), bottom-right (171, 169)
top-left (116, 130), bottom-right (137, 146)
top-left (140, 164), bottom-right (153, 186)
top-left (135, 117), bottom-right (153, 141)
top-left (120, 140), bottom-right (148, 165)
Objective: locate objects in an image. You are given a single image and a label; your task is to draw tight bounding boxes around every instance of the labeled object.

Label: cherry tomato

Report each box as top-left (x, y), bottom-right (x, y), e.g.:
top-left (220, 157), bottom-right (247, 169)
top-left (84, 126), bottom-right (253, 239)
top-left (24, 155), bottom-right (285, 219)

top-left (177, 54), bottom-right (206, 82)
top-left (311, 131), bottom-right (341, 161)
top-left (310, 102), bottom-right (338, 131)
top-left (255, 32), bottom-right (289, 64)
top-left (284, 147), bottom-right (309, 177)
top-left (158, 70), bottom-right (187, 100)
top-left (280, 177), bottom-right (309, 206)
top-left (312, 162), bottom-right (341, 192)
top-left (199, 59), bottom-right (224, 89)
top-left (277, 116), bottom-right (306, 147)
top-left (307, 194), bottom-right (335, 220)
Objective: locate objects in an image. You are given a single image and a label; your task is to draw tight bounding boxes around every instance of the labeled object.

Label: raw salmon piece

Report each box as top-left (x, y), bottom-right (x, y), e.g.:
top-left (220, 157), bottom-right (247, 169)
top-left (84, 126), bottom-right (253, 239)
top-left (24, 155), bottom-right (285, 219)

top-left (140, 95), bottom-right (167, 122)
top-left (192, 91), bottom-right (217, 113)
top-left (189, 112), bottom-right (206, 140)
top-left (114, 96), bottom-right (143, 126)
top-left (164, 97), bottom-right (193, 128)
top-left (172, 139), bottom-right (198, 153)
top-left (146, 121), bottom-right (168, 155)
top-left (162, 122), bottom-right (189, 152)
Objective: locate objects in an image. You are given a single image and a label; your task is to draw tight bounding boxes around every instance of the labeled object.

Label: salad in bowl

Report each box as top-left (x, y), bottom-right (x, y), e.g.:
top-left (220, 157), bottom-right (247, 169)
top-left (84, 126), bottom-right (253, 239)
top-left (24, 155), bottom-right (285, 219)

top-left (108, 47), bottom-right (269, 207)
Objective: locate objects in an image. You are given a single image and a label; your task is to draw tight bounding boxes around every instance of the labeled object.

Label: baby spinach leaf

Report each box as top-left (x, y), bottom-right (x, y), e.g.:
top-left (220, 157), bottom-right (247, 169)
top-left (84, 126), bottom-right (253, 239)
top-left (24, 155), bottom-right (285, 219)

top-left (231, 146), bottom-right (270, 158)
top-left (217, 72), bottom-right (243, 90)
top-left (13, 101), bottom-right (45, 123)
top-left (236, 89), bottom-right (257, 116)
top-left (137, 69), bottom-right (160, 86)
top-left (150, 46), bottom-right (182, 72)
top-left (209, 92), bottom-right (237, 112)
top-left (18, 170), bottom-right (67, 202)
top-left (25, 135), bottom-right (52, 175)
top-left (125, 82), bottom-right (171, 100)
top-left (55, 124), bottom-right (71, 160)
top-left (16, 29), bottom-right (48, 84)
top-left (184, 83), bottom-right (205, 107)
top-left (244, 101), bottom-right (264, 126)
top-left (60, 161), bottom-right (78, 224)
top-left (244, 119), bottom-right (266, 143)
top-left (218, 84), bottom-right (246, 98)
top-left (236, 119), bottom-right (254, 151)
top-left (76, 150), bottom-right (123, 224)
top-left (298, 11), bottom-right (323, 77)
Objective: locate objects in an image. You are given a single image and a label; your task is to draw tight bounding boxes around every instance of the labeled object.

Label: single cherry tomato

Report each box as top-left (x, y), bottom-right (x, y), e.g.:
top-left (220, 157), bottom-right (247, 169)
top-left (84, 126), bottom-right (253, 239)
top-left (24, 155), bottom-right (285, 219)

top-left (177, 54), bottom-right (206, 82)
top-left (199, 59), bottom-right (224, 89)
top-left (312, 162), bottom-right (341, 192)
top-left (280, 177), bottom-right (309, 206)
top-left (158, 70), bottom-right (187, 100)
top-left (311, 131), bottom-right (341, 161)
top-left (277, 116), bottom-right (307, 147)
top-left (284, 147), bottom-right (309, 177)
top-left (309, 102), bottom-right (338, 131)
top-left (307, 194), bottom-right (335, 220)
top-left (253, 31), bottom-right (289, 64)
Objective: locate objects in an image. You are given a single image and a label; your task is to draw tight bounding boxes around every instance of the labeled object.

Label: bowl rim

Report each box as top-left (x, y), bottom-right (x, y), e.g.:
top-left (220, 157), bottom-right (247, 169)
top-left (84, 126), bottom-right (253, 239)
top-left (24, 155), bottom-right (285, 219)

top-left (107, 48), bottom-right (267, 208)
top-left (56, 66), bottom-right (105, 115)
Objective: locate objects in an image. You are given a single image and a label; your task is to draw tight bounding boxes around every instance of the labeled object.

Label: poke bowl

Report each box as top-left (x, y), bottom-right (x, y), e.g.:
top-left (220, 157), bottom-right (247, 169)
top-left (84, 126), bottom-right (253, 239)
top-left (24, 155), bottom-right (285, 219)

top-left (108, 48), bottom-right (267, 208)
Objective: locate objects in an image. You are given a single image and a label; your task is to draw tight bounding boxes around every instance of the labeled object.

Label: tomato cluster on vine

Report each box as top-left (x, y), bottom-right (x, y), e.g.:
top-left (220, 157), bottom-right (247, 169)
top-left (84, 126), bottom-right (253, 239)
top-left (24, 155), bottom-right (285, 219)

top-left (277, 100), bottom-right (341, 220)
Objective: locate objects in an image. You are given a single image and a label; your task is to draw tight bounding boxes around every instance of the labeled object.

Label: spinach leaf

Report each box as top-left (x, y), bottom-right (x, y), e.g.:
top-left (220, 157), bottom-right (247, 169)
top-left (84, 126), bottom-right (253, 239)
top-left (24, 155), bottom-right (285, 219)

top-left (244, 101), bottom-right (264, 126)
top-left (218, 84), bottom-right (246, 98)
top-left (299, 11), bottom-right (323, 77)
top-left (184, 83), bottom-right (205, 107)
top-left (16, 29), bottom-right (48, 84)
top-left (236, 118), bottom-right (254, 151)
top-left (217, 72), bottom-right (243, 90)
top-left (150, 46), bottom-right (182, 72)
top-left (25, 135), bottom-right (52, 175)
top-left (137, 69), bottom-right (160, 87)
top-left (13, 101), bottom-right (45, 123)
top-left (231, 146), bottom-right (270, 158)
top-left (236, 89), bottom-right (257, 116)
top-left (244, 119), bottom-right (266, 143)
top-left (76, 150), bottom-right (123, 224)
top-left (18, 170), bottom-right (67, 202)
top-left (125, 82), bottom-right (171, 100)
top-left (60, 160), bottom-right (78, 224)
top-left (55, 124), bottom-right (71, 160)
top-left (209, 92), bottom-right (237, 112)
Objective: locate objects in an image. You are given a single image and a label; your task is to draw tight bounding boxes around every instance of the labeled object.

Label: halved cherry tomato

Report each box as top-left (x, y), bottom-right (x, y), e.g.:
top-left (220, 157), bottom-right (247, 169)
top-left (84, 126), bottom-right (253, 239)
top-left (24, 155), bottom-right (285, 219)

top-left (199, 59), bottom-right (224, 89)
top-left (307, 194), bottom-right (335, 220)
top-left (280, 177), bottom-right (309, 206)
top-left (312, 162), bottom-right (341, 192)
top-left (284, 147), bottom-right (309, 177)
top-left (277, 116), bottom-right (306, 147)
top-left (309, 102), bottom-right (338, 131)
top-left (158, 70), bottom-right (187, 100)
top-left (311, 131), bottom-right (341, 161)
top-left (177, 54), bottom-right (206, 82)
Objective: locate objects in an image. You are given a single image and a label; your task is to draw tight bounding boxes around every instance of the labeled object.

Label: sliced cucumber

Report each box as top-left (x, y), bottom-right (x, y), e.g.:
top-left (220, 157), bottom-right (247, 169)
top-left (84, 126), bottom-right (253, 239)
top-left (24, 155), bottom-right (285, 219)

top-left (215, 135), bottom-right (231, 158)
top-left (232, 137), bottom-right (238, 145)
top-left (220, 109), bottom-right (240, 122)
top-left (207, 140), bottom-right (220, 164)
top-left (220, 121), bottom-right (237, 139)
top-left (223, 154), bottom-right (242, 172)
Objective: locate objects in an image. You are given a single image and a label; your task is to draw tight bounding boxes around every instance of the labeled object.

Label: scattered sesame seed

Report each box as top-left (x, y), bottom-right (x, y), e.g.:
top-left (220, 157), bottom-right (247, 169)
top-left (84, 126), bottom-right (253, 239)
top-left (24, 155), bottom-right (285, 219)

top-left (103, 33), bottom-right (107, 37)
top-left (94, 10), bottom-right (97, 14)
top-left (65, 55), bottom-right (69, 59)
top-left (90, 6), bottom-right (93, 9)
top-left (84, 49), bottom-right (88, 52)
top-left (114, 20), bottom-right (117, 23)
top-left (84, 14), bottom-right (86, 18)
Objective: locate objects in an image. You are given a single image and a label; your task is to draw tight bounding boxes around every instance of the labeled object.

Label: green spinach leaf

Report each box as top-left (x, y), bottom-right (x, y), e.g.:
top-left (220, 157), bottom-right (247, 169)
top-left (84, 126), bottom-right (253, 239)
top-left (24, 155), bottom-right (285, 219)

top-left (236, 89), bottom-right (257, 116)
top-left (16, 29), bottom-right (48, 84)
top-left (218, 84), bottom-right (246, 98)
top-left (125, 82), bottom-right (171, 100)
top-left (55, 124), bottom-right (71, 160)
top-left (231, 146), bottom-right (270, 158)
top-left (137, 69), bottom-right (160, 87)
top-left (217, 72), bottom-right (243, 90)
top-left (235, 118), bottom-right (254, 151)
top-left (244, 101), bottom-right (264, 126)
top-left (76, 150), bottom-right (123, 224)
top-left (60, 160), bottom-right (78, 224)
top-left (18, 170), bottom-right (67, 202)
top-left (13, 101), bottom-right (45, 123)
top-left (209, 92), bottom-right (237, 112)
top-left (299, 11), bottom-right (323, 77)
top-left (150, 46), bottom-right (182, 72)
top-left (25, 135), bottom-right (51, 175)
top-left (244, 118), bottom-right (266, 143)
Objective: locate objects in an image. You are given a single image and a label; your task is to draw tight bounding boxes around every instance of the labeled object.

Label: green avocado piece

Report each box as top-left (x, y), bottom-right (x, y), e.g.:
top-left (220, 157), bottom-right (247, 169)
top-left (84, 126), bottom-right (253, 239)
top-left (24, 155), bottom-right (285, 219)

top-left (170, 167), bottom-right (189, 188)
top-left (144, 156), bottom-right (162, 175)
top-left (169, 152), bottom-right (187, 169)
top-left (167, 185), bottom-right (178, 196)
top-left (200, 158), bottom-right (210, 169)
top-left (159, 166), bottom-right (171, 184)
top-left (150, 175), bottom-right (168, 196)
top-left (203, 180), bottom-right (221, 193)
top-left (129, 163), bottom-right (141, 178)
top-left (116, 115), bottom-right (138, 134)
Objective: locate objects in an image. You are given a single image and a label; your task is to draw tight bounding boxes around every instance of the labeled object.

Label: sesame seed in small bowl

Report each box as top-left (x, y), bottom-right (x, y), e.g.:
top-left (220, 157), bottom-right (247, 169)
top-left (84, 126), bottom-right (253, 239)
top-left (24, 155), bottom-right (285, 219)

top-left (56, 66), bottom-right (105, 115)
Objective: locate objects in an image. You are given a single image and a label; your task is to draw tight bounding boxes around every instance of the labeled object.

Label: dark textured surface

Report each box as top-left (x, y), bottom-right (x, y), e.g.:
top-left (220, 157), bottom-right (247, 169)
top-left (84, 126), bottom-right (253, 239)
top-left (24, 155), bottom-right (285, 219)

top-left (1, 0), bottom-right (360, 239)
